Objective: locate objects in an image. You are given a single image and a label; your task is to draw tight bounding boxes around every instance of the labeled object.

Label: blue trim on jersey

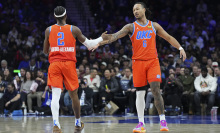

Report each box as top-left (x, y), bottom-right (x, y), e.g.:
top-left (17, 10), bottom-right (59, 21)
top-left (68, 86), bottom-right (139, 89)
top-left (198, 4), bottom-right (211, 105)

top-left (151, 21), bottom-right (156, 35)
top-left (71, 25), bottom-right (72, 32)
top-left (49, 26), bottom-right (52, 33)
top-left (129, 23), bottom-right (135, 38)
top-left (135, 20), bottom-right (149, 27)
top-left (55, 24), bottom-right (67, 26)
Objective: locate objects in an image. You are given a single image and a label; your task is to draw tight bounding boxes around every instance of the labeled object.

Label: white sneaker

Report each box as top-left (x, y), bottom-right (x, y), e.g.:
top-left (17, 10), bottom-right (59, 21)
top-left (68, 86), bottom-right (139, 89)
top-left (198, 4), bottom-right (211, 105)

top-left (29, 110), bottom-right (34, 113)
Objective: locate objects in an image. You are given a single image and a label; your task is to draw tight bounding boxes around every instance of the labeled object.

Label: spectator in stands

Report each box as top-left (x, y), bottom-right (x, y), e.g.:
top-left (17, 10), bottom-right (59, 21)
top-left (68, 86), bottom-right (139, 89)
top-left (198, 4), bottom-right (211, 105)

top-left (0, 73), bottom-right (6, 99)
top-left (180, 67), bottom-right (185, 76)
top-left (163, 73), bottom-right (183, 112)
top-left (175, 65), bottom-right (181, 77)
top-left (0, 60), bottom-right (9, 72)
top-left (184, 52), bottom-right (195, 68)
top-left (20, 68), bottom-right (26, 82)
top-left (13, 75), bottom-right (21, 91)
top-left (114, 66), bottom-right (122, 78)
top-left (207, 67), bottom-right (214, 77)
top-left (78, 64), bottom-right (85, 78)
top-left (196, 0), bottom-right (207, 13)
top-left (31, 45), bottom-right (43, 60)
top-left (20, 71), bottom-right (34, 108)
top-left (0, 82), bottom-right (21, 116)
top-left (35, 86), bottom-right (52, 115)
top-left (111, 68), bottom-right (121, 84)
top-left (120, 68), bottom-right (135, 113)
top-left (179, 68), bottom-right (195, 114)
top-left (207, 59), bottom-right (213, 68)
top-left (168, 54), bottom-right (176, 68)
top-left (40, 54), bottom-right (49, 73)
top-left (84, 66), bottom-right (90, 77)
top-left (192, 65), bottom-right (200, 78)
top-left (78, 79), bottom-right (93, 115)
top-left (18, 55), bottom-right (30, 69)
top-left (212, 62), bottom-right (218, 70)
top-left (194, 67), bottom-right (217, 115)
top-left (100, 69), bottom-right (119, 103)
top-left (201, 56), bottom-right (208, 67)
top-left (28, 58), bottom-right (39, 71)
top-left (27, 70), bottom-right (46, 113)
top-left (2, 68), bottom-right (12, 84)
top-left (100, 62), bottom-right (107, 75)
top-left (214, 67), bottom-right (220, 108)
top-left (83, 68), bottom-right (100, 112)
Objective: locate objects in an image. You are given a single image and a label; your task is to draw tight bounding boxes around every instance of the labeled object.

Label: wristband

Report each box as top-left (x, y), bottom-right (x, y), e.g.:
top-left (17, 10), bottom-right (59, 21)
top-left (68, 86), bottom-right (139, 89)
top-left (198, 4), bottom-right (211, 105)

top-left (179, 47), bottom-right (183, 50)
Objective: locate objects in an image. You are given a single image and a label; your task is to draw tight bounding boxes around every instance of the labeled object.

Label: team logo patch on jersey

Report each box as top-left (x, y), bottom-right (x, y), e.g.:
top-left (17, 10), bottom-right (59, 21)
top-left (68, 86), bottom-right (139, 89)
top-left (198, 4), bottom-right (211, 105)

top-left (148, 26), bottom-right (152, 28)
top-left (156, 75), bottom-right (161, 78)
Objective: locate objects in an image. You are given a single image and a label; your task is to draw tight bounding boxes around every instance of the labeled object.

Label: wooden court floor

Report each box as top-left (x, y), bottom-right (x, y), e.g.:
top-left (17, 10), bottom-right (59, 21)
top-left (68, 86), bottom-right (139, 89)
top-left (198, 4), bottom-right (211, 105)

top-left (0, 115), bottom-right (220, 133)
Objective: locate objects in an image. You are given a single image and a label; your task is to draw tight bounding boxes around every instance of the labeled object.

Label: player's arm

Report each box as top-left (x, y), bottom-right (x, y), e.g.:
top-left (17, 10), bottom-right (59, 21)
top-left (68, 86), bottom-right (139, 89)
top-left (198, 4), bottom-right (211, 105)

top-left (43, 27), bottom-right (50, 54)
top-left (100, 23), bottom-right (133, 46)
top-left (90, 23), bottom-right (133, 51)
top-left (72, 26), bottom-right (105, 49)
top-left (153, 22), bottom-right (186, 61)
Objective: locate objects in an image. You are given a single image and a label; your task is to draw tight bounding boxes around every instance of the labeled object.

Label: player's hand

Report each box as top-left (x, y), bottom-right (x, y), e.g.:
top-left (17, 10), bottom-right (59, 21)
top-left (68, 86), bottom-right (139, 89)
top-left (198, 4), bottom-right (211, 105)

top-left (90, 40), bottom-right (110, 51)
top-left (101, 31), bottom-right (111, 40)
top-left (180, 49), bottom-right (186, 61)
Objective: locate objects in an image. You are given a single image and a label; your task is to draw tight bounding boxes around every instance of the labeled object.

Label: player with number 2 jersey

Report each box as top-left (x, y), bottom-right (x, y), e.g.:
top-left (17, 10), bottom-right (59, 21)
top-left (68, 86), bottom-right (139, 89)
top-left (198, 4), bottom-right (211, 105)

top-left (43, 6), bottom-right (105, 133)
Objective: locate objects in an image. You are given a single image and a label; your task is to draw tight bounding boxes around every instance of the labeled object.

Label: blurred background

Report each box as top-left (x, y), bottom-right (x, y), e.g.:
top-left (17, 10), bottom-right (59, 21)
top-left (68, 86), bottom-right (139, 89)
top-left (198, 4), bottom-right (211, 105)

top-left (0, 0), bottom-right (219, 117)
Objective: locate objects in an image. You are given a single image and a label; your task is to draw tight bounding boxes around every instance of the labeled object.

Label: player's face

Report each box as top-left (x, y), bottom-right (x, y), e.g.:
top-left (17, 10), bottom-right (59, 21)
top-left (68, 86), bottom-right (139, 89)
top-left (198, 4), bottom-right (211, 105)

top-left (133, 4), bottom-right (145, 19)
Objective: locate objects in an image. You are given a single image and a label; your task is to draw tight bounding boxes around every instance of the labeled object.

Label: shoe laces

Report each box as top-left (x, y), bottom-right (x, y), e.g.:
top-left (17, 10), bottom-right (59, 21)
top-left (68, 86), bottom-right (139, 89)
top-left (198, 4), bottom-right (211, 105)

top-left (160, 120), bottom-right (167, 127)
top-left (136, 122), bottom-right (144, 128)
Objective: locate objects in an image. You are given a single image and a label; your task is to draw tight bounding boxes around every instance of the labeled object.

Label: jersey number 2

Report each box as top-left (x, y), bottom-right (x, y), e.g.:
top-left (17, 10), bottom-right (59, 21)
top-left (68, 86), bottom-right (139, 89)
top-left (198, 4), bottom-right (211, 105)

top-left (143, 40), bottom-right (147, 47)
top-left (57, 32), bottom-right (64, 46)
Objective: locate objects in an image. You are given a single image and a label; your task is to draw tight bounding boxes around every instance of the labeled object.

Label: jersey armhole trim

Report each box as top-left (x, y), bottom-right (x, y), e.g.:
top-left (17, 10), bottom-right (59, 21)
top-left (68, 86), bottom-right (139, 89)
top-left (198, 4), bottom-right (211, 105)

top-left (70, 25), bottom-right (72, 32)
top-left (151, 21), bottom-right (156, 35)
top-left (49, 26), bottom-right (52, 33)
top-left (129, 23), bottom-right (135, 38)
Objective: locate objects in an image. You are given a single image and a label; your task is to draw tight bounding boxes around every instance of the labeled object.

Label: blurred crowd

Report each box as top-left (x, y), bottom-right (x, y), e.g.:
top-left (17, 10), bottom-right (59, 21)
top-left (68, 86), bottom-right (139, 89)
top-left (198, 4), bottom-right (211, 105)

top-left (0, 0), bottom-right (220, 116)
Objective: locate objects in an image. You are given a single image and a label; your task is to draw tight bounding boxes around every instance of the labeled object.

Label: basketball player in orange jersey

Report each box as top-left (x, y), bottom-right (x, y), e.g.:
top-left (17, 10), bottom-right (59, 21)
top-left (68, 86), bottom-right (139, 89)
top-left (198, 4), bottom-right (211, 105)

top-left (90, 2), bottom-right (186, 133)
top-left (43, 6), bottom-right (106, 133)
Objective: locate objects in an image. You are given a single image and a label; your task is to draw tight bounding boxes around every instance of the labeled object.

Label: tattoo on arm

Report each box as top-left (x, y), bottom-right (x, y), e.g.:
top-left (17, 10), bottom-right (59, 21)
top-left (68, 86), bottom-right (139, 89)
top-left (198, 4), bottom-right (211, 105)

top-left (100, 24), bottom-right (133, 46)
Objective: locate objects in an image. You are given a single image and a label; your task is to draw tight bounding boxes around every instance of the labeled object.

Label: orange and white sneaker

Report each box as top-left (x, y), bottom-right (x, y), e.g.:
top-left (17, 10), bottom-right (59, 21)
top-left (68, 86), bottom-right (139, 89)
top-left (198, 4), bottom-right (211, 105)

top-left (160, 120), bottom-right (169, 131)
top-left (133, 122), bottom-right (146, 133)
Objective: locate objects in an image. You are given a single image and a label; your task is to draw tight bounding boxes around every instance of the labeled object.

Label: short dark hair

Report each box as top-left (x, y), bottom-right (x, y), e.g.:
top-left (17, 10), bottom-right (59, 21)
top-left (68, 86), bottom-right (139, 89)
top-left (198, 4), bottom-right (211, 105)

top-left (104, 68), bottom-right (111, 73)
top-left (54, 6), bottom-right (66, 22)
top-left (134, 2), bottom-right (152, 19)
top-left (7, 82), bottom-right (15, 89)
top-left (111, 68), bottom-right (116, 73)
top-left (201, 67), bottom-right (208, 72)
top-left (91, 68), bottom-right (98, 72)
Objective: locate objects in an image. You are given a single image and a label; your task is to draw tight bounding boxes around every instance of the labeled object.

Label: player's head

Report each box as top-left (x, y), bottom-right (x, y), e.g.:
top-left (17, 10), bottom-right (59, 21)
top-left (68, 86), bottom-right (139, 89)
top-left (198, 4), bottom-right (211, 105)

top-left (54, 6), bottom-right (67, 23)
top-left (133, 2), bottom-right (151, 19)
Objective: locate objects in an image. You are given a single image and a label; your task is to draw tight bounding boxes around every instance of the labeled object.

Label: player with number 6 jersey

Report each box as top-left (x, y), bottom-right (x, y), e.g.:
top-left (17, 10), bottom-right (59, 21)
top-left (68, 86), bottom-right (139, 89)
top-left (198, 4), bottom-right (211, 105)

top-left (43, 6), bottom-right (106, 133)
top-left (90, 2), bottom-right (186, 133)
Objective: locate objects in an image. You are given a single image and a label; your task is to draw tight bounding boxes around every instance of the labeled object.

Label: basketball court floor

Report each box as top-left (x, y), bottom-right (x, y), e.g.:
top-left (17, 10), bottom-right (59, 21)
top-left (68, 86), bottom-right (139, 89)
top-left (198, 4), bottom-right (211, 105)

top-left (0, 115), bottom-right (219, 133)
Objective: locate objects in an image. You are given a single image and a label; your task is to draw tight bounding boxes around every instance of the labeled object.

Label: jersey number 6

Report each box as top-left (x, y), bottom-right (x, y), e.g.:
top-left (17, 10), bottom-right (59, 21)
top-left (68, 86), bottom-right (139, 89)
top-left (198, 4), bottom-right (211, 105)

top-left (143, 40), bottom-right (147, 47)
top-left (57, 32), bottom-right (65, 46)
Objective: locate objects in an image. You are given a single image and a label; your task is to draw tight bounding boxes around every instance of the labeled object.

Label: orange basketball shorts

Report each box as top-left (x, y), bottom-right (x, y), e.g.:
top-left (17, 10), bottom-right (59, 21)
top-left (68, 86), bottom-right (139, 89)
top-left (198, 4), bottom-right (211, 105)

top-left (132, 58), bottom-right (161, 87)
top-left (47, 61), bottom-right (79, 91)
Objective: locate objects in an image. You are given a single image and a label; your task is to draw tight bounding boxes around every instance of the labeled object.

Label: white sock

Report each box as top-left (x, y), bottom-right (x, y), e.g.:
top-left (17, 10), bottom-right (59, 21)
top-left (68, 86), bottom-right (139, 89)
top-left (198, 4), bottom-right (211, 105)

top-left (75, 118), bottom-right (81, 127)
top-left (136, 91), bottom-right (146, 124)
top-left (51, 86), bottom-right (62, 129)
top-left (159, 114), bottom-right (166, 121)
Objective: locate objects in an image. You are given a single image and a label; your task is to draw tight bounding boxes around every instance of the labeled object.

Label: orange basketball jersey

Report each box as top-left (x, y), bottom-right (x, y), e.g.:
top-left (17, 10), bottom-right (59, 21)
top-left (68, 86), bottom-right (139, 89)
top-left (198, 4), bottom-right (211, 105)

top-left (130, 20), bottom-right (157, 61)
top-left (48, 24), bottom-right (76, 63)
